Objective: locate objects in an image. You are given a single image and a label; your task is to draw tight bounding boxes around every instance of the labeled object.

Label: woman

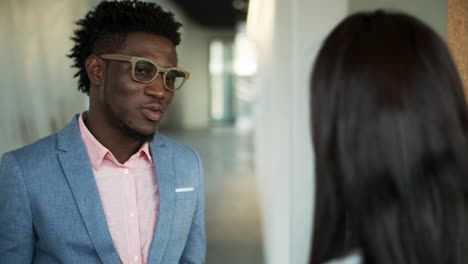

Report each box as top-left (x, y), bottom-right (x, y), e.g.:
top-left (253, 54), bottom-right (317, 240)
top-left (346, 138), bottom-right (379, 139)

top-left (310, 10), bottom-right (468, 264)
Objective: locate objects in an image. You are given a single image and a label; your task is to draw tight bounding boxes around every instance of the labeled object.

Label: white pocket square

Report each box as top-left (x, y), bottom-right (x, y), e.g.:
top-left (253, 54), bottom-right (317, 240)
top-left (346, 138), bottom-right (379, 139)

top-left (175, 187), bottom-right (194, 193)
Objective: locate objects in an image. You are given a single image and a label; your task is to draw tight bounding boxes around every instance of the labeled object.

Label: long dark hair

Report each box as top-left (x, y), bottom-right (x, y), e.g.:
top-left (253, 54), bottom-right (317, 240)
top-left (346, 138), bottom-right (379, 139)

top-left (310, 10), bottom-right (468, 264)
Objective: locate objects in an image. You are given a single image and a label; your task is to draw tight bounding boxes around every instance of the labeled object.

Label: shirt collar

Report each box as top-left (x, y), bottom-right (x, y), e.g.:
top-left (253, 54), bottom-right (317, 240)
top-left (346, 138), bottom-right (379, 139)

top-left (77, 112), bottom-right (153, 170)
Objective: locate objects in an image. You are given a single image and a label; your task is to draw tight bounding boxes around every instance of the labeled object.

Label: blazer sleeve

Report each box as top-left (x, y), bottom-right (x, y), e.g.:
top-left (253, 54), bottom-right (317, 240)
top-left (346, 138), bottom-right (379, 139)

top-left (0, 152), bottom-right (35, 263)
top-left (179, 149), bottom-right (206, 263)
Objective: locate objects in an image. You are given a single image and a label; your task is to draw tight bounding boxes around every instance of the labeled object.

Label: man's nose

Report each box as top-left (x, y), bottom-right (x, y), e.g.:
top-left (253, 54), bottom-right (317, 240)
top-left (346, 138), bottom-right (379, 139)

top-left (144, 74), bottom-right (166, 98)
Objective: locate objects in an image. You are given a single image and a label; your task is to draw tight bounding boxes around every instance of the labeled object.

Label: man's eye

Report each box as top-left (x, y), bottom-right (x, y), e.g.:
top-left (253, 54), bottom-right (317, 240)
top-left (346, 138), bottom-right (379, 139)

top-left (134, 61), bottom-right (155, 78)
top-left (165, 72), bottom-right (176, 83)
top-left (135, 67), bottom-right (149, 75)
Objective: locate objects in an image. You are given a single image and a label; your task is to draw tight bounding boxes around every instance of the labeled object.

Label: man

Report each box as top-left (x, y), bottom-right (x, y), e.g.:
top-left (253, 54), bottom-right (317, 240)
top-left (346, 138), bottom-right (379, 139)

top-left (0, 1), bottom-right (205, 263)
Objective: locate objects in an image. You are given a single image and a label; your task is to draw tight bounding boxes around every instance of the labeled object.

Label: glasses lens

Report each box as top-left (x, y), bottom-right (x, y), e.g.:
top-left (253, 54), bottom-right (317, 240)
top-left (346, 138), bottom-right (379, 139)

top-left (165, 70), bottom-right (187, 90)
top-left (134, 60), bottom-right (157, 82)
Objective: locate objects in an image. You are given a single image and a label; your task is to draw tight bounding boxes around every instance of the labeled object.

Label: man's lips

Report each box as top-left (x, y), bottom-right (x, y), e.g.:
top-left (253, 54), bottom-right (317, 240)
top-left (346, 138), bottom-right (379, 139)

top-left (141, 104), bottom-right (163, 122)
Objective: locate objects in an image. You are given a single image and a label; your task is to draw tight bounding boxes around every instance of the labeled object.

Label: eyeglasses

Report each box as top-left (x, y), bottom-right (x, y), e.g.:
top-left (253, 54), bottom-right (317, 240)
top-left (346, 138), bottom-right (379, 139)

top-left (99, 54), bottom-right (190, 91)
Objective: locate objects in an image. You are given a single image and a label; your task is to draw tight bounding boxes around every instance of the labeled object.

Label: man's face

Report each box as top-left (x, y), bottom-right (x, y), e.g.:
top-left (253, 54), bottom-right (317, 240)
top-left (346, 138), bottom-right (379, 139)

top-left (98, 32), bottom-right (177, 141)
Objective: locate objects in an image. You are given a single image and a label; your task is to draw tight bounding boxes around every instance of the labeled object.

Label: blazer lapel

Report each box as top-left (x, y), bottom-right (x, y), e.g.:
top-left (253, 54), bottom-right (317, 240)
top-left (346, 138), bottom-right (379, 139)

top-left (57, 117), bottom-right (120, 264)
top-left (147, 134), bottom-right (176, 264)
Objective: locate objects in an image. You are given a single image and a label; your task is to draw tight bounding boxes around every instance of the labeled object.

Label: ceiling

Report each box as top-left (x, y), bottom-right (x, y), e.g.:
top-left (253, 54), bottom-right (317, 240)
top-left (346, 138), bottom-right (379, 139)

top-left (172, 0), bottom-right (249, 29)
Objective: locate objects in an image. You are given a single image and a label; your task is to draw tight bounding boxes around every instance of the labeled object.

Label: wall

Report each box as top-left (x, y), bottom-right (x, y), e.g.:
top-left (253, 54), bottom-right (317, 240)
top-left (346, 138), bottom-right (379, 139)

top-left (0, 0), bottom-right (92, 155)
top-left (447, 0), bottom-right (468, 93)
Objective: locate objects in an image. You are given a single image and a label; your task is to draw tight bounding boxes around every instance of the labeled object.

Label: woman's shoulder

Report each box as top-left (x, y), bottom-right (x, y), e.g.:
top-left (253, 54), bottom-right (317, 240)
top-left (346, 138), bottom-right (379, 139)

top-left (323, 250), bottom-right (362, 264)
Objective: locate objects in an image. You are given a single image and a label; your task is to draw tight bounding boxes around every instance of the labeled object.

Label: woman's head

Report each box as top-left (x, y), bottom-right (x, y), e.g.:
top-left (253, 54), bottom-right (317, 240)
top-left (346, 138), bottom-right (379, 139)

top-left (311, 10), bottom-right (468, 264)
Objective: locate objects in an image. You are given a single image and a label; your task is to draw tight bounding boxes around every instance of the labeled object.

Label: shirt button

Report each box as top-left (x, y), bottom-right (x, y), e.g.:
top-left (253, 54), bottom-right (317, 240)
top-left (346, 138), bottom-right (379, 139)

top-left (129, 211), bottom-right (135, 217)
top-left (133, 255), bottom-right (139, 262)
top-left (123, 169), bottom-right (129, 174)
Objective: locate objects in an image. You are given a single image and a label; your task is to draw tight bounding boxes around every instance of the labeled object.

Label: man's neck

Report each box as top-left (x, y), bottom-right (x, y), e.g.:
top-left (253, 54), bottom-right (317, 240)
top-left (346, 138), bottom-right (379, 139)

top-left (83, 112), bottom-right (144, 164)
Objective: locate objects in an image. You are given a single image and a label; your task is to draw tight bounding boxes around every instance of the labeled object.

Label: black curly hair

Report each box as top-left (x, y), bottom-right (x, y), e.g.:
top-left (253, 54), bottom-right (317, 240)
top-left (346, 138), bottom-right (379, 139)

top-left (68, 0), bottom-right (182, 94)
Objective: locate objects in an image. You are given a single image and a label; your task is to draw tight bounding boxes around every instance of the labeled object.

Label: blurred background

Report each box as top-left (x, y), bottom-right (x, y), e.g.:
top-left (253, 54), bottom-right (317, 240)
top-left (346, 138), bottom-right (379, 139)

top-left (0, 0), bottom-right (463, 263)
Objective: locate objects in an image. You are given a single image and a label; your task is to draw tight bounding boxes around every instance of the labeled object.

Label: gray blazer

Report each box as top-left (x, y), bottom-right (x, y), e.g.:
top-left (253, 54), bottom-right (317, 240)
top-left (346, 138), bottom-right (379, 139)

top-left (0, 116), bottom-right (205, 263)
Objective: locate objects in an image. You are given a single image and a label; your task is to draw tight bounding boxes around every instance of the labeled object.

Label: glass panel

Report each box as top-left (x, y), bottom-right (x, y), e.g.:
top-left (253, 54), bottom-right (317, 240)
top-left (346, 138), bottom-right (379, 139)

top-left (209, 39), bottom-right (235, 124)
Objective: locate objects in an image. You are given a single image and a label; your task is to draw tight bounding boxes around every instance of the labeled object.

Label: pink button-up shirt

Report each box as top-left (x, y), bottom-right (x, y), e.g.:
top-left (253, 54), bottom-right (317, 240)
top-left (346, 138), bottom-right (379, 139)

top-left (78, 113), bottom-right (159, 264)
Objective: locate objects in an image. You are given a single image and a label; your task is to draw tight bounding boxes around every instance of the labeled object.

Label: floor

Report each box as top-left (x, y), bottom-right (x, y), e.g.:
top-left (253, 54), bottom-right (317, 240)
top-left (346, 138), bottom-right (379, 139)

top-left (163, 126), bottom-right (264, 264)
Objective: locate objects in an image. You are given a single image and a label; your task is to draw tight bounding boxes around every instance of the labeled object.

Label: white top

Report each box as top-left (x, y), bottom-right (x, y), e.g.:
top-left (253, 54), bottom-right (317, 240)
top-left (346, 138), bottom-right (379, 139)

top-left (323, 251), bottom-right (362, 264)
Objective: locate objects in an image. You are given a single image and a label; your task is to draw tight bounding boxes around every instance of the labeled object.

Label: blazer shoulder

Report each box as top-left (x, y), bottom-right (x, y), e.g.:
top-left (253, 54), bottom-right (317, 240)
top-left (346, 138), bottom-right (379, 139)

top-left (2, 115), bottom-right (80, 163)
top-left (4, 133), bottom-right (59, 162)
top-left (156, 133), bottom-right (201, 161)
top-left (154, 133), bottom-right (204, 189)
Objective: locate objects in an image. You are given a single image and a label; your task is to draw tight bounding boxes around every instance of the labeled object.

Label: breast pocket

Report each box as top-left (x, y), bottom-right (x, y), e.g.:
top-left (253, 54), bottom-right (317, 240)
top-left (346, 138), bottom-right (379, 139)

top-left (171, 187), bottom-right (198, 240)
top-left (175, 188), bottom-right (196, 199)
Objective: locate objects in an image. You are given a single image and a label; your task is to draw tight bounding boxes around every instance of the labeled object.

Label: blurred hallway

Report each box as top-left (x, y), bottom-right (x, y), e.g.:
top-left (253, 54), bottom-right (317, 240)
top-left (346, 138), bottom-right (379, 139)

top-left (164, 127), bottom-right (263, 264)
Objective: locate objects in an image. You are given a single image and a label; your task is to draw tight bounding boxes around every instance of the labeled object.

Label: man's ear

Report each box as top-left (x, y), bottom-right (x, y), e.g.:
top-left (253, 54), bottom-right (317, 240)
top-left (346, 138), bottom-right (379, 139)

top-left (85, 55), bottom-right (105, 87)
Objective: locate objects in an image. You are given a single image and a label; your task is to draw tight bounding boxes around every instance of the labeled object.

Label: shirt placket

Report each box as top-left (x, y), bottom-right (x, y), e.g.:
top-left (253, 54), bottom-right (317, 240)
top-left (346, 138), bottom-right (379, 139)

top-left (123, 166), bottom-right (143, 264)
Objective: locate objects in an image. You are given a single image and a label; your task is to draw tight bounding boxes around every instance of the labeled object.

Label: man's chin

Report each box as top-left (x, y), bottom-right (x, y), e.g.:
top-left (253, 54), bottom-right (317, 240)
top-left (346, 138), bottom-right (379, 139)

top-left (123, 125), bottom-right (155, 142)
